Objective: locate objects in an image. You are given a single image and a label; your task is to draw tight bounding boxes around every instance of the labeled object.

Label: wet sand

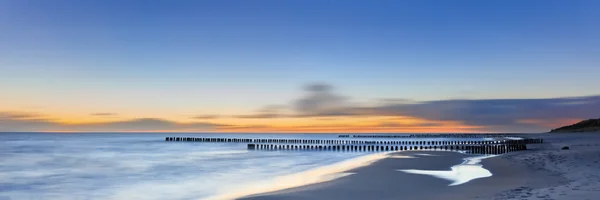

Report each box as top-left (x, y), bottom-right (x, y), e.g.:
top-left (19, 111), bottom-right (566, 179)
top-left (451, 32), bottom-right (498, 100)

top-left (240, 133), bottom-right (600, 200)
top-left (239, 151), bottom-right (468, 200)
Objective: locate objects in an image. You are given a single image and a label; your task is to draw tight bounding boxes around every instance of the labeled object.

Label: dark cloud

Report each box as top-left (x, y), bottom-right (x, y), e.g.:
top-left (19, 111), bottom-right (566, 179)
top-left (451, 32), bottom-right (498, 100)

top-left (304, 83), bottom-right (333, 92)
top-left (90, 113), bottom-right (117, 116)
top-left (229, 83), bottom-right (364, 118)
top-left (367, 96), bottom-right (600, 131)
top-left (236, 83), bottom-right (600, 132)
top-left (293, 83), bottom-right (356, 117)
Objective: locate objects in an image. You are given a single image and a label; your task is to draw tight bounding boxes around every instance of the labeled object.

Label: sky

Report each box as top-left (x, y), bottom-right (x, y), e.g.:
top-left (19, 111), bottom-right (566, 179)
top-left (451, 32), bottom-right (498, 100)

top-left (1, 0), bottom-right (599, 133)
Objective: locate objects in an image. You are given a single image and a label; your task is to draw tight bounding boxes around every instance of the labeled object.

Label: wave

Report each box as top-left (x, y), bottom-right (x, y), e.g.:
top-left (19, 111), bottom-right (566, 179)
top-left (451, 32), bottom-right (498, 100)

top-left (206, 151), bottom-right (397, 200)
top-left (415, 153), bottom-right (438, 156)
top-left (504, 136), bottom-right (523, 140)
top-left (188, 150), bottom-right (250, 156)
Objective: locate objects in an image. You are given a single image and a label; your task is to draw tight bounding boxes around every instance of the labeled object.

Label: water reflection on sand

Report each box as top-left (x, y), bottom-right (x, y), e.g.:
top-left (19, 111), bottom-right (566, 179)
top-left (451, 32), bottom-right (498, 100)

top-left (398, 155), bottom-right (497, 186)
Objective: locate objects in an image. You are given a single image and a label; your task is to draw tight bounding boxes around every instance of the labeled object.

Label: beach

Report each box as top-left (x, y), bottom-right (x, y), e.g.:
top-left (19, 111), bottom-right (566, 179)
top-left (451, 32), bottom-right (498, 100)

top-left (2, 132), bottom-right (599, 200)
top-left (240, 132), bottom-right (600, 200)
top-left (491, 132), bottom-right (600, 199)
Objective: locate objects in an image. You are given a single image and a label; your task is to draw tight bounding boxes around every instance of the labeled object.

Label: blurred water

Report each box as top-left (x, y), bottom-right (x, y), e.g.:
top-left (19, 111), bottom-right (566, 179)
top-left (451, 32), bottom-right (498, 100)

top-left (0, 133), bottom-right (493, 200)
top-left (0, 133), bottom-right (363, 200)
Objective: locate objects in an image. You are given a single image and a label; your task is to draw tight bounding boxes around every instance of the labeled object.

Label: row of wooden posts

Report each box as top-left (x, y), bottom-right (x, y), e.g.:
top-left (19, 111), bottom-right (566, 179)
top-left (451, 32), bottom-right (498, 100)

top-left (246, 144), bottom-right (527, 155)
top-left (520, 138), bottom-right (544, 144)
top-left (164, 137), bottom-right (543, 145)
top-left (163, 136), bottom-right (541, 155)
top-left (339, 134), bottom-right (521, 138)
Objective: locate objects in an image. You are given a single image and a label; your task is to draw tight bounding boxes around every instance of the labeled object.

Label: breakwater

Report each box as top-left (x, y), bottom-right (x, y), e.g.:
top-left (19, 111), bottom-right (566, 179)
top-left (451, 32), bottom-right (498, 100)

top-left (164, 135), bottom-right (542, 155)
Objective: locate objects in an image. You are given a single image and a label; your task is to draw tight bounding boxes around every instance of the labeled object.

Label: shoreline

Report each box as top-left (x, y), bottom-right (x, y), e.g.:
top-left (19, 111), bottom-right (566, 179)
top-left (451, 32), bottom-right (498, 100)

top-left (231, 150), bottom-right (493, 200)
top-left (207, 151), bottom-right (395, 200)
top-left (239, 132), bottom-right (600, 200)
top-left (238, 151), bottom-right (476, 200)
top-left (236, 149), bottom-right (509, 200)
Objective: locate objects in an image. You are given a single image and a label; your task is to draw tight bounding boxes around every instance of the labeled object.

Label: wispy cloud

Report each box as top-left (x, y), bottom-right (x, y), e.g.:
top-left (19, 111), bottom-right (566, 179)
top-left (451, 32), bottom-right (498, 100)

top-left (69, 118), bottom-right (218, 132)
top-left (0, 112), bottom-right (57, 132)
top-left (216, 122), bottom-right (480, 133)
top-left (0, 112), bottom-right (219, 132)
top-left (377, 121), bottom-right (442, 128)
top-left (90, 113), bottom-right (118, 116)
top-left (0, 112), bottom-right (48, 120)
top-left (191, 114), bottom-right (221, 120)
top-left (232, 105), bottom-right (288, 118)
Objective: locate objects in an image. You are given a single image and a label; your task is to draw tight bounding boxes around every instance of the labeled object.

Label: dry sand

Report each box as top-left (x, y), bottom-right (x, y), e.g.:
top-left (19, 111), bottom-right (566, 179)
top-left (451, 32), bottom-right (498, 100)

top-left (491, 132), bottom-right (600, 200)
top-left (238, 132), bottom-right (600, 200)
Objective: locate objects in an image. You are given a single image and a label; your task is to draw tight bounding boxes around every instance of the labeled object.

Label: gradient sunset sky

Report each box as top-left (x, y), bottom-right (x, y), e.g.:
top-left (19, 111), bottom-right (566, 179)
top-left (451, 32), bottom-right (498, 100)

top-left (1, 0), bottom-right (599, 133)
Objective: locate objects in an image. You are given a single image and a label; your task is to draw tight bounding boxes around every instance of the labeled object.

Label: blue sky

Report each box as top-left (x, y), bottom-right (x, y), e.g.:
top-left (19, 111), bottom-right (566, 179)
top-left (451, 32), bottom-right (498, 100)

top-left (1, 0), bottom-right (599, 132)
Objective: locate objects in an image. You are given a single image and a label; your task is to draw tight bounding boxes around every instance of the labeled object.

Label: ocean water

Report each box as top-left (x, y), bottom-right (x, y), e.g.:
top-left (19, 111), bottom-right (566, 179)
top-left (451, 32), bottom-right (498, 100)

top-left (0, 133), bottom-right (494, 200)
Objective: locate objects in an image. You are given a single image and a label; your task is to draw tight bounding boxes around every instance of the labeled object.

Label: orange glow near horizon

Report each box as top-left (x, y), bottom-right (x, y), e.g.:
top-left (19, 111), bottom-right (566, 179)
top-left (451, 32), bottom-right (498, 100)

top-left (2, 109), bottom-right (581, 133)
top-left (31, 115), bottom-right (485, 133)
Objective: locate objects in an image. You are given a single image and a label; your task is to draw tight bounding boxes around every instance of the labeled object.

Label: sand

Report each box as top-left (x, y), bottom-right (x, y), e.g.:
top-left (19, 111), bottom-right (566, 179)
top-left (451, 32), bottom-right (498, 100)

top-left (491, 132), bottom-right (600, 200)
top-left (240, 151), bottom-right (471, 200)
top-left (238, 132), bottom-right (600, 200)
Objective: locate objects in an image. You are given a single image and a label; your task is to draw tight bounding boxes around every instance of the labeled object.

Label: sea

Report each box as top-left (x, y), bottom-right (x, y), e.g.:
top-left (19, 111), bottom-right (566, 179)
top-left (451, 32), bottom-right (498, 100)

top-left (0, 132), bottom-right (495, 200)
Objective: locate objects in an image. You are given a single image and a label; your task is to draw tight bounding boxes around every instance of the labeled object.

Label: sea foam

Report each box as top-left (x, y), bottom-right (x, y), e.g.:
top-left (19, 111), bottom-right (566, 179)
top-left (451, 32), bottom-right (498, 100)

top-left (397, 154), bottom-right (497, 186)
top-left (207, 151), bottom-right (396, 200)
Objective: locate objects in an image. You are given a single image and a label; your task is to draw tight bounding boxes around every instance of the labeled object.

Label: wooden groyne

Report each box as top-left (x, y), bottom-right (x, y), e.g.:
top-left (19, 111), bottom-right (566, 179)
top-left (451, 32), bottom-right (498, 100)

top-left (339, 134), bottom-right (521, 138)
top-left (245, 143), bottom-right (527, 155)
top-left (165, 137), bottom-right (253, 143)
top-left (165, 137), bottom-right (498, 145)
top-left (163, 136), bottom-right (540, 155)
top-left (164, 137), bottom-right (543, 145)
top-left (520, 138), bottom-right (543, 144)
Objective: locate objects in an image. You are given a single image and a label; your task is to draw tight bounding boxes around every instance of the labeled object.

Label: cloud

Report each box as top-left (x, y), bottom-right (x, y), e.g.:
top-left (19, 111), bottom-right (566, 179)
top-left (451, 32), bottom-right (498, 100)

top-left (367, 96), bottom-right (600, 132)
top-left (232, 105), bottom-right (289, 118)
top-left (292, 83), bottom-right (358, 117)
top-left (90, 113), bottom-right (117, 116)
top-left (0, 112), bottom-right (219, 132)
top-left (377, 98), bottom-right (415, 104)
top-left (233, 83), bottom-right (360, 118)
top-left (231, 82), bottom-right (600, 132)
top-left (69, 118), bottom-right (217, 132)
top-left (217, 122), bottom-right (480, 133)
top-left (4, 83), bottom-right (599, 133)
top-left (191, 114), bottom-right (220, 119)
top-left (218, 124), bottom-right (272, 131)
top-left (0, 112), bottom-right (57, 132)
top-left (378, 121), bottom-right (442, 128)
top-left (0, 112), bottom-right (46, 120)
